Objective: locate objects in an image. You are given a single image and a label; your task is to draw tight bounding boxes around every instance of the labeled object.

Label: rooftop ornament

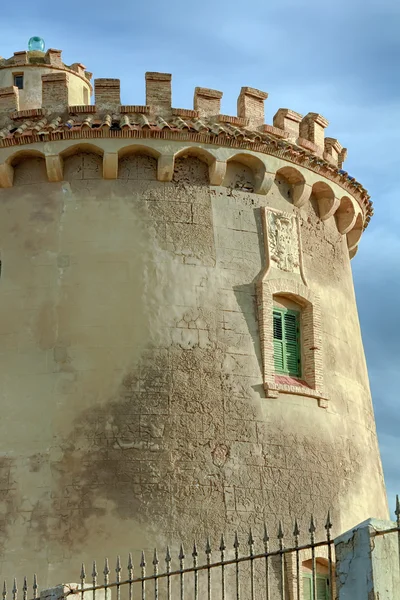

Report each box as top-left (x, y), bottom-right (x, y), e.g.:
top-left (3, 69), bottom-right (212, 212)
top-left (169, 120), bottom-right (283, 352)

top-left (28, 37), bottom-right (45, 52)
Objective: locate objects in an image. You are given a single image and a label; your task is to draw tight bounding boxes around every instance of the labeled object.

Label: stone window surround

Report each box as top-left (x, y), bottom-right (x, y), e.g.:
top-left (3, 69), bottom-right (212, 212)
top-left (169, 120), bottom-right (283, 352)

top-left (257, 278), bottom-right (327, 408)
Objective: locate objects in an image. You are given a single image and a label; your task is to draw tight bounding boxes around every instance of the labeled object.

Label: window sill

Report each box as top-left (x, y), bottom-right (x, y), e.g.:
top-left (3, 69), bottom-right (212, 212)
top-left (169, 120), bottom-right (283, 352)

top-left (265, 376), bottom-right (328, 408)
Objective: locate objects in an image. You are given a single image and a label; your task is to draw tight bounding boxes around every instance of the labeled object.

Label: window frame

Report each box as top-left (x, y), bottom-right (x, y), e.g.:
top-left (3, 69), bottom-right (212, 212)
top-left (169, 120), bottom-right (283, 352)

top-left (13, 73), bottom-right (24, 90)
top-left (273, 306), bottom-right (301, 377)
top-left (256, 278), bottom-right (327, 406)
top-left (302, 572), bottom-right (329, 600)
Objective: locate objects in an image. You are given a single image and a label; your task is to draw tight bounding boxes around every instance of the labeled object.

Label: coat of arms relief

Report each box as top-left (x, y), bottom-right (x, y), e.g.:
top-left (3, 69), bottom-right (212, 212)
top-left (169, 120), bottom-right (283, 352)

top-left (262, 208), bottom-right (307, 284)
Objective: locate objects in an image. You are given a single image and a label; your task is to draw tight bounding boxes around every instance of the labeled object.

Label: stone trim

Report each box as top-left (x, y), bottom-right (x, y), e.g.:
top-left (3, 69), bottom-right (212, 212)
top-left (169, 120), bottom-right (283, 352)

top-left (0, 127), bottom-right (372, 224)
top-left (260, 207), bottom-right (307, 286)
top-left (256, 278), bottom-right (326, 406)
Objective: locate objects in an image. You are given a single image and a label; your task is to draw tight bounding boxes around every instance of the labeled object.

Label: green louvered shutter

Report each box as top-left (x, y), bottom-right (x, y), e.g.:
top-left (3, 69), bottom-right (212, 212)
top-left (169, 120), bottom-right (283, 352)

top-left (316, 576), bottom-right (328, 600)
top-left (273, 308), bottom-right (301, 376)
top-left (302, 575), bottom-right (328, 600)
top-left (273, 311), bottom-right (285, 372)
top-left (284, 311), bottom-right (300, 377)
top-left (303, 576), bottom-right (312, 600)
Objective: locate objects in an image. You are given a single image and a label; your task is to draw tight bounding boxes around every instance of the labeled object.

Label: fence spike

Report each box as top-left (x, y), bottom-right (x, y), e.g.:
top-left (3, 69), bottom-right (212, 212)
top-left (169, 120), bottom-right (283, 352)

top-left (263, 523), bottom-right (269, 544)
top-left (12, 579), bottom-right (16, 600)
top-left (104, 558), bottom-right (110, 575)
top-left (140, 551), bottom-right (146, 569)
top-left (234, 531), bottom-right (239, 550)
top-left (32, 575), bottom-right (38, 600)
top-left (22, 579), bottom-right (27, 600)
top-left (92, 561), bottom-right (98, 581)
top-left (127, 553), bottom-right (133, 572)
top-left (2, 581), bottom-right (6, 600)
top-left (179, 544), bottom-right (185, 561)
top-left (205, 537), bottom-right (211, 556)
top-left (309, 514), bottom-right (316, 535)
top-left (325, 510), bottom-right (333, 532)
top-left (248, 528), bottom-right (254, 558)
top-left (127, 553), bottom-right (133, 584)
top-left (81, 563), bottom-right (86, 582)
top-left (116, 556), bottom-right (122, 576)
top-left (293, 518), bottom-right (300, 539)
top-left (153, 548), bottom-right (159, 567)
top-left (278, 521), bottom-right (284, 540)
top-left (192, 540), bottom-right (198, 558)
top-left (103, 558), bottom-right (110, 586)
top-left (165, 546), bottom-right (171, 565)
top-left (220, 534), bottom-right (226, 553)
top-left (396, 495), bottom-right (400, 527)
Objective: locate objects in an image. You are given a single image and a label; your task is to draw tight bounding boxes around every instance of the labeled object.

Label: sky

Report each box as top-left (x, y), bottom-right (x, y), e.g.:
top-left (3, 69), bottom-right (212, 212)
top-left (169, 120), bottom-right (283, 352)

top-left (0, 0), bottom-right (399, 516)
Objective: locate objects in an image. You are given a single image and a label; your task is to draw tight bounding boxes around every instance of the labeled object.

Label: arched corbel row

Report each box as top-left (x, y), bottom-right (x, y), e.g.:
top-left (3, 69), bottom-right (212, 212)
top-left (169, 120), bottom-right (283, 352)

top-left (275, 166), bottom-right (311, 207)
top-left (209, 160), bottom-right (226, 186)
top-left (0, 142), bottom-right (366, 257)
top-left (347, 213), bottom-right (363, 251)
top-left (312, 181), bottom-right (339, 221)
top-left (335, 195), bottom-right (357, 235)
top-left (226, 152), bottom-right (272, 195)
top-left (349, 246), bottom-right (358, 259)
top-left (46, 155), bottom-right (63, 182)
top-left (0, 162), bottom-right (13, 187)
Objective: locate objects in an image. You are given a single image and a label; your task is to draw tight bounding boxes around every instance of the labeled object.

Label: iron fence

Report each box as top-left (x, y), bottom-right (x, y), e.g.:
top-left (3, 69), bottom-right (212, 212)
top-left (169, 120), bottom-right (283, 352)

top-left (4, 496), bottom-right (400, 600)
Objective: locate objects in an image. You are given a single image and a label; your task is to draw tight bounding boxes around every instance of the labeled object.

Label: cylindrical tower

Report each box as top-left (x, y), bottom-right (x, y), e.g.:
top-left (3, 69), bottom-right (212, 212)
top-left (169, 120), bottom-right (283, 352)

top-left (0, 39), bottom-right (92, 111)
top-left (0, 43), bottom-right (387, 587)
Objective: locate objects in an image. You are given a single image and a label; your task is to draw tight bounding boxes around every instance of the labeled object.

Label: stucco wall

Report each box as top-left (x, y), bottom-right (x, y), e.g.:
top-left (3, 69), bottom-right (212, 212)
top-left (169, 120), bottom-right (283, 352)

top-left (0, 150), bottom-right (387, 585)
top-left (0, 66), bottom-right (91, 110)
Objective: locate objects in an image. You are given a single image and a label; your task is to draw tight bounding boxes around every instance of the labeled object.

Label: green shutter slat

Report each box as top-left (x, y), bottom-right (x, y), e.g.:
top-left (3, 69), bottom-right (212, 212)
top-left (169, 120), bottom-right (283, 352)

top-left (286, 342), bottom-right (300, 376)
top-left (303, 576), bottom-right (312, 600)
top-left (273, 308), bottom-right (300, 377)
top-left (274, 339), bottom-right (285, 372)
top-left (273, 311), bottom-right (283, 339)
top-left (316, 577), bottom-right (328, 600)
top-left (284, 312), bottom-right (297, 342)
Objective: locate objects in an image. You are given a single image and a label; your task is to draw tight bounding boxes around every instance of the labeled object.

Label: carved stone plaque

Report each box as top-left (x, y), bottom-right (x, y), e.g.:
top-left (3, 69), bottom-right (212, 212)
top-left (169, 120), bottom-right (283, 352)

top-left (265, 208), bottom-right (301, 275)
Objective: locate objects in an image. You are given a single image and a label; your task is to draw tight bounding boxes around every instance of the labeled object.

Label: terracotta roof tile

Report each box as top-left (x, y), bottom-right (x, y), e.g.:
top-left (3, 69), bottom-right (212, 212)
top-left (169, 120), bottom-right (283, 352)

top-left (0, 110), bottom-right (372, 223)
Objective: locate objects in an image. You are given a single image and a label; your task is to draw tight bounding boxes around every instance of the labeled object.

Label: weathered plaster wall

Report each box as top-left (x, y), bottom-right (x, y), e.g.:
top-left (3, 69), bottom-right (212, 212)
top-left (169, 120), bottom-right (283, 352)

top-left (0, 151), bottom-right (387, 585)
top-left (0, 66), bottom-right (91, 110)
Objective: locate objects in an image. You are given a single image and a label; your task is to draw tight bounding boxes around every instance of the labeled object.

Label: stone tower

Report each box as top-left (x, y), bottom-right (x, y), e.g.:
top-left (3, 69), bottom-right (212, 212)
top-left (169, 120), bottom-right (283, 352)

top-left (0, 40), bottom-right (388, 586)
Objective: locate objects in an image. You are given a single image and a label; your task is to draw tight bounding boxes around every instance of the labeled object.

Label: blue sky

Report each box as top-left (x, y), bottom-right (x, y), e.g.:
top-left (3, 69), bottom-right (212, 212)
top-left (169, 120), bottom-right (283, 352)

top-left (1, 0), bottom-right (398, 515)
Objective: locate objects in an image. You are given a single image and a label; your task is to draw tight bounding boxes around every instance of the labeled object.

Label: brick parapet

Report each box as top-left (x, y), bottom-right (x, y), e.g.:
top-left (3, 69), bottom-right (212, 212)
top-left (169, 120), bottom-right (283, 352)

top-left (0, 69), bottom-right (373, 229)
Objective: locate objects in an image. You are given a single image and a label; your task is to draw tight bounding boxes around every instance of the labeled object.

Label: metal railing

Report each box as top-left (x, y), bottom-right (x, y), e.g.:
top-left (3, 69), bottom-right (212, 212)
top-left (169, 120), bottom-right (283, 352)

top-left (3, 512), bottom-right (337, 600)
top-left (4, 498), bottom-right (400, 600)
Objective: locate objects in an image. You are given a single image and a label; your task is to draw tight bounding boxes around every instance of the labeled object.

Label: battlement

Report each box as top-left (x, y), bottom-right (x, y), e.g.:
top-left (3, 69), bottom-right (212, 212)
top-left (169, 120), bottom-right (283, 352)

top-left (0, 69), bottom-right (373, 238)
top-left (0, 69), bottom-right (345, 166)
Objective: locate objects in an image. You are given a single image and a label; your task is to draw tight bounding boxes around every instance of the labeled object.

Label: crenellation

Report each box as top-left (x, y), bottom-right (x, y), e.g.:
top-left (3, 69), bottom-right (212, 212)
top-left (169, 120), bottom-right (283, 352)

top-left (194, 87), bottom-right (223, 117)
top-left (237, 86), bottom-right (268, 128)
top-left (94, 78), bottom-right (121, 110)
top-left (324, 137), bottom-right (343, 167)
top-left (12, 50), bottom-right (28, 65)
top-left (300, 112), bottom-right (329, 155)
top-left (42, 72), bottom-right (69, 112)
top-left (145, 72), bottom-right (172, 113)
top-left (0, 86), bottom-right (19, 114)
top-left (69, 62), bottom-right (86, 77)
top-left (273, 108), bottom-right (303, 139)
top-left (45, 48), bottom-right (63, 67)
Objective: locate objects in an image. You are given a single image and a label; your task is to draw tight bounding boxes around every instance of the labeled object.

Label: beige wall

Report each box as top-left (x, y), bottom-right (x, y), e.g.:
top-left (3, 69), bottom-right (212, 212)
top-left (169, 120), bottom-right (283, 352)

top-left (0, 149), bottom-right (387, 587)
top-left (0, 66), bottom-right (91, 110)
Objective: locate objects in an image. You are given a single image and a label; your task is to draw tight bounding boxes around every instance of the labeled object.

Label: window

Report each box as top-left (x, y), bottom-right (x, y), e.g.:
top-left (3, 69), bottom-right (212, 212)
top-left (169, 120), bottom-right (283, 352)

top-left (273, 307), bottom-right (300, 377)
top-left (13, 74), bottom-right (23, 90)
top-left (303, 573), bottom-right (329, 600)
